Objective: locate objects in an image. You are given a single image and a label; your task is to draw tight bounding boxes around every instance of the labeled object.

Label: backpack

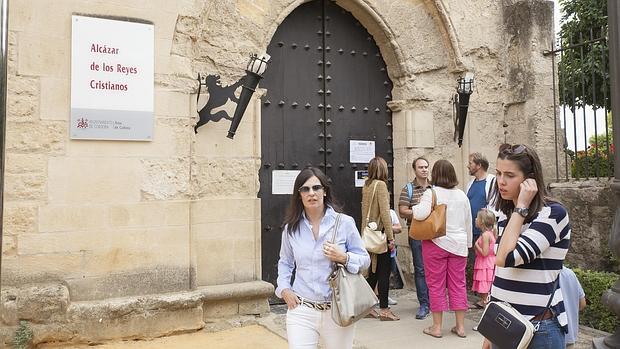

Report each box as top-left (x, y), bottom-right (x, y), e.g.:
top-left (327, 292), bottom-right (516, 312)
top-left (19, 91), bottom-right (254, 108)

top-left (406, 182), bottom-right (414, 201)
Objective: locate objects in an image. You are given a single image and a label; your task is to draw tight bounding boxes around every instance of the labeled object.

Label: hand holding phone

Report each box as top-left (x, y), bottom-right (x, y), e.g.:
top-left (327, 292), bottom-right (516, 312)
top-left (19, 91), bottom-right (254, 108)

top-left (516, 178), bottom-right (538, 209)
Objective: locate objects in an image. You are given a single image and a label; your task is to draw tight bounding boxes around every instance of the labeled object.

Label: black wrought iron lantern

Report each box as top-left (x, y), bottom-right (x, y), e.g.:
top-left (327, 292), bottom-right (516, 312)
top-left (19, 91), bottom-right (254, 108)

top-left (453, 72), bottom-right (475, 147)
top-left (227, 53), bottom-right (271, 139)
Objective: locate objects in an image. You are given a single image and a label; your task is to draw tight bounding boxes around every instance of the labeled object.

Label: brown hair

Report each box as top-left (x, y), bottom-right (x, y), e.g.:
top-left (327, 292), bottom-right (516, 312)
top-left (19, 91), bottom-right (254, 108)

top-left (282, 167), bottom-right (341, 234)
top-left (412, 156), bottom-right (429, 170)
top-left (431, 159), bottom-right (458, 188)
top-left (365, 156), bottom-right (388, 186)
top-left (469, 152), bottom-right (489, 171)
top-left (493, 144), bottom-right (552, 221)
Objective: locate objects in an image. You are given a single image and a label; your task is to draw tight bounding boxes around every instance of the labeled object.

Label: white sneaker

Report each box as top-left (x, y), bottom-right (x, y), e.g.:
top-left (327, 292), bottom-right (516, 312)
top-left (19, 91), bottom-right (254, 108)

top-left (388, 297), bottom-right (397, 305)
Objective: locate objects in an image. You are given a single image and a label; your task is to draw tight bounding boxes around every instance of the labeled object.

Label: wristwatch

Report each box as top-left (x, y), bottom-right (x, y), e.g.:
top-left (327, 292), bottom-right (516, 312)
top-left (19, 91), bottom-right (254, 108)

top-left (514, 207), bottom-right (529, 217)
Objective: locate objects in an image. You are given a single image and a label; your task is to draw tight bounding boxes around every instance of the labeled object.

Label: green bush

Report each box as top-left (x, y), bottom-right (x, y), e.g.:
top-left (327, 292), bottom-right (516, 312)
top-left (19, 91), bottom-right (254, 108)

top-left (574, 267), bottom-right (620, 333)
top-left (570, 145), bottom-right (614, 179)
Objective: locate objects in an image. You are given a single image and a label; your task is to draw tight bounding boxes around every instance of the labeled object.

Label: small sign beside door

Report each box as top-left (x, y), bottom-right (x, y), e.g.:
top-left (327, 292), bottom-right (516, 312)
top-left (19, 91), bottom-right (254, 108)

top-left (350, 140), bottom-right (375, 163)
top-left (272, 170), bottom-right (301, 194)
top-left (355, 170), bottom-right (368, 187)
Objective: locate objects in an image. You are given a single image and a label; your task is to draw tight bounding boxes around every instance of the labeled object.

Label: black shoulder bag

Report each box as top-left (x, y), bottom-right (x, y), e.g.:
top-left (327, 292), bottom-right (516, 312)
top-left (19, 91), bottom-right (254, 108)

top-left (477, 275), bottom-right (560, 349)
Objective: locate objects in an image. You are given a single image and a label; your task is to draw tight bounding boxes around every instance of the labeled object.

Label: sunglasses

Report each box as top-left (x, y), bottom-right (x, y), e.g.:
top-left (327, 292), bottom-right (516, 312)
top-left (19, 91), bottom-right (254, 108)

top-left (298, 184), bottom-right (324, 193)
top-left (499, 143), bottom-right (527, 155)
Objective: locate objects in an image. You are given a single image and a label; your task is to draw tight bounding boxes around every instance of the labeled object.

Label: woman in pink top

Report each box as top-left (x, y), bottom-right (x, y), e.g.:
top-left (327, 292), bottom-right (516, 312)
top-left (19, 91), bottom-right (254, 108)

top-left (472, 209), bottom-right (497, 309)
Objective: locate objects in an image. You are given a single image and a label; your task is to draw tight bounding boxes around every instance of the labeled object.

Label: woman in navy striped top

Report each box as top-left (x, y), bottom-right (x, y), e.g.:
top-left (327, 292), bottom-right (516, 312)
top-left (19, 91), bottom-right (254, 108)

top-left (482, 144), bottom-right (570, 349)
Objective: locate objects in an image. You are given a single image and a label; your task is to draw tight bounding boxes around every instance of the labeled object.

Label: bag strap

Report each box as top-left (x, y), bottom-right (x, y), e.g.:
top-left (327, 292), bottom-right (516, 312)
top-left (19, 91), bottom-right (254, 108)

top-left (406, 182), bottom-right (413, 201)
top-left (429, 187), bottom-right (437, 210)
top-left (330, 213), bottom-right (343, 270)
top-left (544, 276), bottom-right (560, 310)
top-left (330, 213), bottom-right (343, 244)
top-left (365, 182), bottom-right (379, 222)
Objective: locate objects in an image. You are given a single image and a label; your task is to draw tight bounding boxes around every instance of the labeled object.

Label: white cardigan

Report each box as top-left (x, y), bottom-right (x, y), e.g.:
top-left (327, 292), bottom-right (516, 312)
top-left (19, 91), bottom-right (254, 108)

top-left (411, 186), bottom-right (472, 257)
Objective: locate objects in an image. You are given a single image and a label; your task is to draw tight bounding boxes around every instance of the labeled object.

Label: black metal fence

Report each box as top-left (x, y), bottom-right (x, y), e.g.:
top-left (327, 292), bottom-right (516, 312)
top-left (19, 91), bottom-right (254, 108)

top-left (547, 26), bottom-right (612, 181)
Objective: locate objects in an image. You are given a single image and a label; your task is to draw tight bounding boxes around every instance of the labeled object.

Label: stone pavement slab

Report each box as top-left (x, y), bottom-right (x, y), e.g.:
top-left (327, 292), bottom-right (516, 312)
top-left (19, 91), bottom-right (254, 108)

top-left (39, 325), bottom-right (288, 349)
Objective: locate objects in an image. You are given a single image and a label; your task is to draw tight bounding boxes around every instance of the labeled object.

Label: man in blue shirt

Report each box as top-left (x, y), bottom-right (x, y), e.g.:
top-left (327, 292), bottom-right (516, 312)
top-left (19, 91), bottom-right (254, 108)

top-left (465, 153), bottom-right (495, 304)
top-left (465, 153), bottom-right (495, 244)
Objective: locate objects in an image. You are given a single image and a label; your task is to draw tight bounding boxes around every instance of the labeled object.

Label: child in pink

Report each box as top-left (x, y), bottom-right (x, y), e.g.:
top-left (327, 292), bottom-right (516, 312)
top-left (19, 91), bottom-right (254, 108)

top-left (472, 209), bottom-right (497, 309)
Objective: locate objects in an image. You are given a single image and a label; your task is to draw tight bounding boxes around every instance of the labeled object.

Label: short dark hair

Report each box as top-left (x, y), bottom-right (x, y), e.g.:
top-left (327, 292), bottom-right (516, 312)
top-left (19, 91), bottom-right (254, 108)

top-left (431, 159), bottom-right (458, 188)
top-left (412, 157), bottom-right (429, 169)
top-left (470, 152), bottom-right (489, 171)
top-left (282, 167), bottom-right (341, 234)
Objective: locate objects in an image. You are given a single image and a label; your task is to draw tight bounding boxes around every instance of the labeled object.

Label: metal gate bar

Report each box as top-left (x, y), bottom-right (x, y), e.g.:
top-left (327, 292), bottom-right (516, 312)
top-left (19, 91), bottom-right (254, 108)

top-left (545, 26), bottom-right (611, 181)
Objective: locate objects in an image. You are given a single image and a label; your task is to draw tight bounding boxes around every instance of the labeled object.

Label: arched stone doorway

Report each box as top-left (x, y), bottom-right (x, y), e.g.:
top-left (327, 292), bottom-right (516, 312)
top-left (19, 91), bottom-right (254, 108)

top-left (258, 0), bottom-right (394, 292)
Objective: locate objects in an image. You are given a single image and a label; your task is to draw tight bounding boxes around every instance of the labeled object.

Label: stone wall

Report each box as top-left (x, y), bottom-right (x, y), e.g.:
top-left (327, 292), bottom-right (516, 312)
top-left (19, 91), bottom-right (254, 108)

top-left (550, 180), bottom-right (618, 272)
top-left (0, 0), bottom-right (559, 345)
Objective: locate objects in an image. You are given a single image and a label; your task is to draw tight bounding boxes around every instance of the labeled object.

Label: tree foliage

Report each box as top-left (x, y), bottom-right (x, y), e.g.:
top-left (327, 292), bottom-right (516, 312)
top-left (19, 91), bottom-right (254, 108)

top-left (570, 112), bottom-right (614, 178)
top-left (558, 0), bottom-right (609, 110)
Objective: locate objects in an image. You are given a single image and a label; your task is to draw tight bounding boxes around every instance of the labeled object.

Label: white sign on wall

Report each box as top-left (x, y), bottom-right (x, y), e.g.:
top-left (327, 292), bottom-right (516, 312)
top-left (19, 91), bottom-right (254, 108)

top-left (272, 170), bottom-right (301, 195)
top-left (350, 140), bottom-right (375, 163)
top-left (355, 170), bottom-right (368, 187)
top-left (71, 16), bottom-right (154, 141)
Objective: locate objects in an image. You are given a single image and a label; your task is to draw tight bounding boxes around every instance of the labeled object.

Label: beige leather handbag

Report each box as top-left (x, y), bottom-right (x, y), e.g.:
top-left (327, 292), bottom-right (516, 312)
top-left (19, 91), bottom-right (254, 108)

top-left (362, 182), bottom-right (387, 254)
top-left (328, 214), bottom-right (378, 327)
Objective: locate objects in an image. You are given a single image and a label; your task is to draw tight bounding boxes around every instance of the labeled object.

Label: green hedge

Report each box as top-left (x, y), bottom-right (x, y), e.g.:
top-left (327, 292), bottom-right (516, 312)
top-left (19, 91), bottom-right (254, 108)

top-left (574, 267), bottom-right (620, 333)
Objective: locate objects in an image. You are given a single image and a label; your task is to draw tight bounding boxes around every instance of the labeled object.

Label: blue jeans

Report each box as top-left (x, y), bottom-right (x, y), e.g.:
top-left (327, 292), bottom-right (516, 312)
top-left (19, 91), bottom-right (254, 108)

top-left (491, 318), bottom-right (565, 349)
top-left (409, 238), bottom-right (429, 307)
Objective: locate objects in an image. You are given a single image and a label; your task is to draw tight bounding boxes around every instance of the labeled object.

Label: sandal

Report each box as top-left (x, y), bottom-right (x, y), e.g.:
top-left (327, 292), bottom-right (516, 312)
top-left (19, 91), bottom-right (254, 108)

top-left (365, 309), bottom-right (379, 319)
top-left (423, 326), bottom-right (442, 338)
top-left (469, 301), bottom-right (485, 309)
top-left (378, 309), bottom-right (400, 321)
top-left (451, 326), bottom-right (467, 338)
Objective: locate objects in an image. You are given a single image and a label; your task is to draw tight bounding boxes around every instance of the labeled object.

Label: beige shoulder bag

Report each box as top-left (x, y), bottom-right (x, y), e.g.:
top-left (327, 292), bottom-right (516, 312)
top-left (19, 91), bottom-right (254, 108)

top-left (362, 182), bottom-right (388, 254)
top-left (329, 214), bottom-right (378, 327)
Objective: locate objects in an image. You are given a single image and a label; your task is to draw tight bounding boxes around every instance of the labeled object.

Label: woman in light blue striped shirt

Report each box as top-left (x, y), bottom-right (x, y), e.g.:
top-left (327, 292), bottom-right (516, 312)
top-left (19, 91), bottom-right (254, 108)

top-left (482, 144), bottom-right (570, 349)
top-left (276, 167), bottom-right (370, 349)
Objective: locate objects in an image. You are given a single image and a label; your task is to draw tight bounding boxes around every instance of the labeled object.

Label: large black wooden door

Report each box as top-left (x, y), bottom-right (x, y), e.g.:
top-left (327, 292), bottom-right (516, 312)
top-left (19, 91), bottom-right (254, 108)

top-left (259, 0), bottom-right (393, 293)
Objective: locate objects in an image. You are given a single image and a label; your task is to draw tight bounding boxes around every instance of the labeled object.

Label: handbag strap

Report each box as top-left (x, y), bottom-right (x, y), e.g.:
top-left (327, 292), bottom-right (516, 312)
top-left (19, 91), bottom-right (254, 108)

top-left (330, 213), bottom-right (343, 244)
top-left (329, 213), bottom-right (345, 271)
top-left (365, 182), bottom-right (379, 221)
top-left (429, 187), bottom-right (437, 210)
top-left (543, 276), bottom-right (560, 310)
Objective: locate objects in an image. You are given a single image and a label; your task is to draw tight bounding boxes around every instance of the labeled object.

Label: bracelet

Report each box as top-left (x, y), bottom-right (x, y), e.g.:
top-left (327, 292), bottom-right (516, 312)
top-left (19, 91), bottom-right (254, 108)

top-left (344, 253), bottom-right (350, 267)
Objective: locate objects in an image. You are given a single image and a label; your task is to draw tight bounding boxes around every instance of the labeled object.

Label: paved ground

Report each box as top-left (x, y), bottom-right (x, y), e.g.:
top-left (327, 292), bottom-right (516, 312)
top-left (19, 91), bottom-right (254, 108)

top-left (40, 288), bottom-right (607, 348)
top-left (39, 325), bottom-right (288, 349)
top-left (259, 288), bottom-right (487, 349)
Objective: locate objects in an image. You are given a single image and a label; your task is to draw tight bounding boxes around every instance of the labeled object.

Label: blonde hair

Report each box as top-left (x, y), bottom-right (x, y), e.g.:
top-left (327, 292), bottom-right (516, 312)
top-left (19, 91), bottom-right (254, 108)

top-left (475, 209), bottom-right (496, 235)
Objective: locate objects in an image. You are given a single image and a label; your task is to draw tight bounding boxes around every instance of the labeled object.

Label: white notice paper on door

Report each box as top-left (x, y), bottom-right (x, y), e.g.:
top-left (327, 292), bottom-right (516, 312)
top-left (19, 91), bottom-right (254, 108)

top-left (272, 170), bottom-right (301, 194)
top-left (350, 140), bottom-right (375, 163)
